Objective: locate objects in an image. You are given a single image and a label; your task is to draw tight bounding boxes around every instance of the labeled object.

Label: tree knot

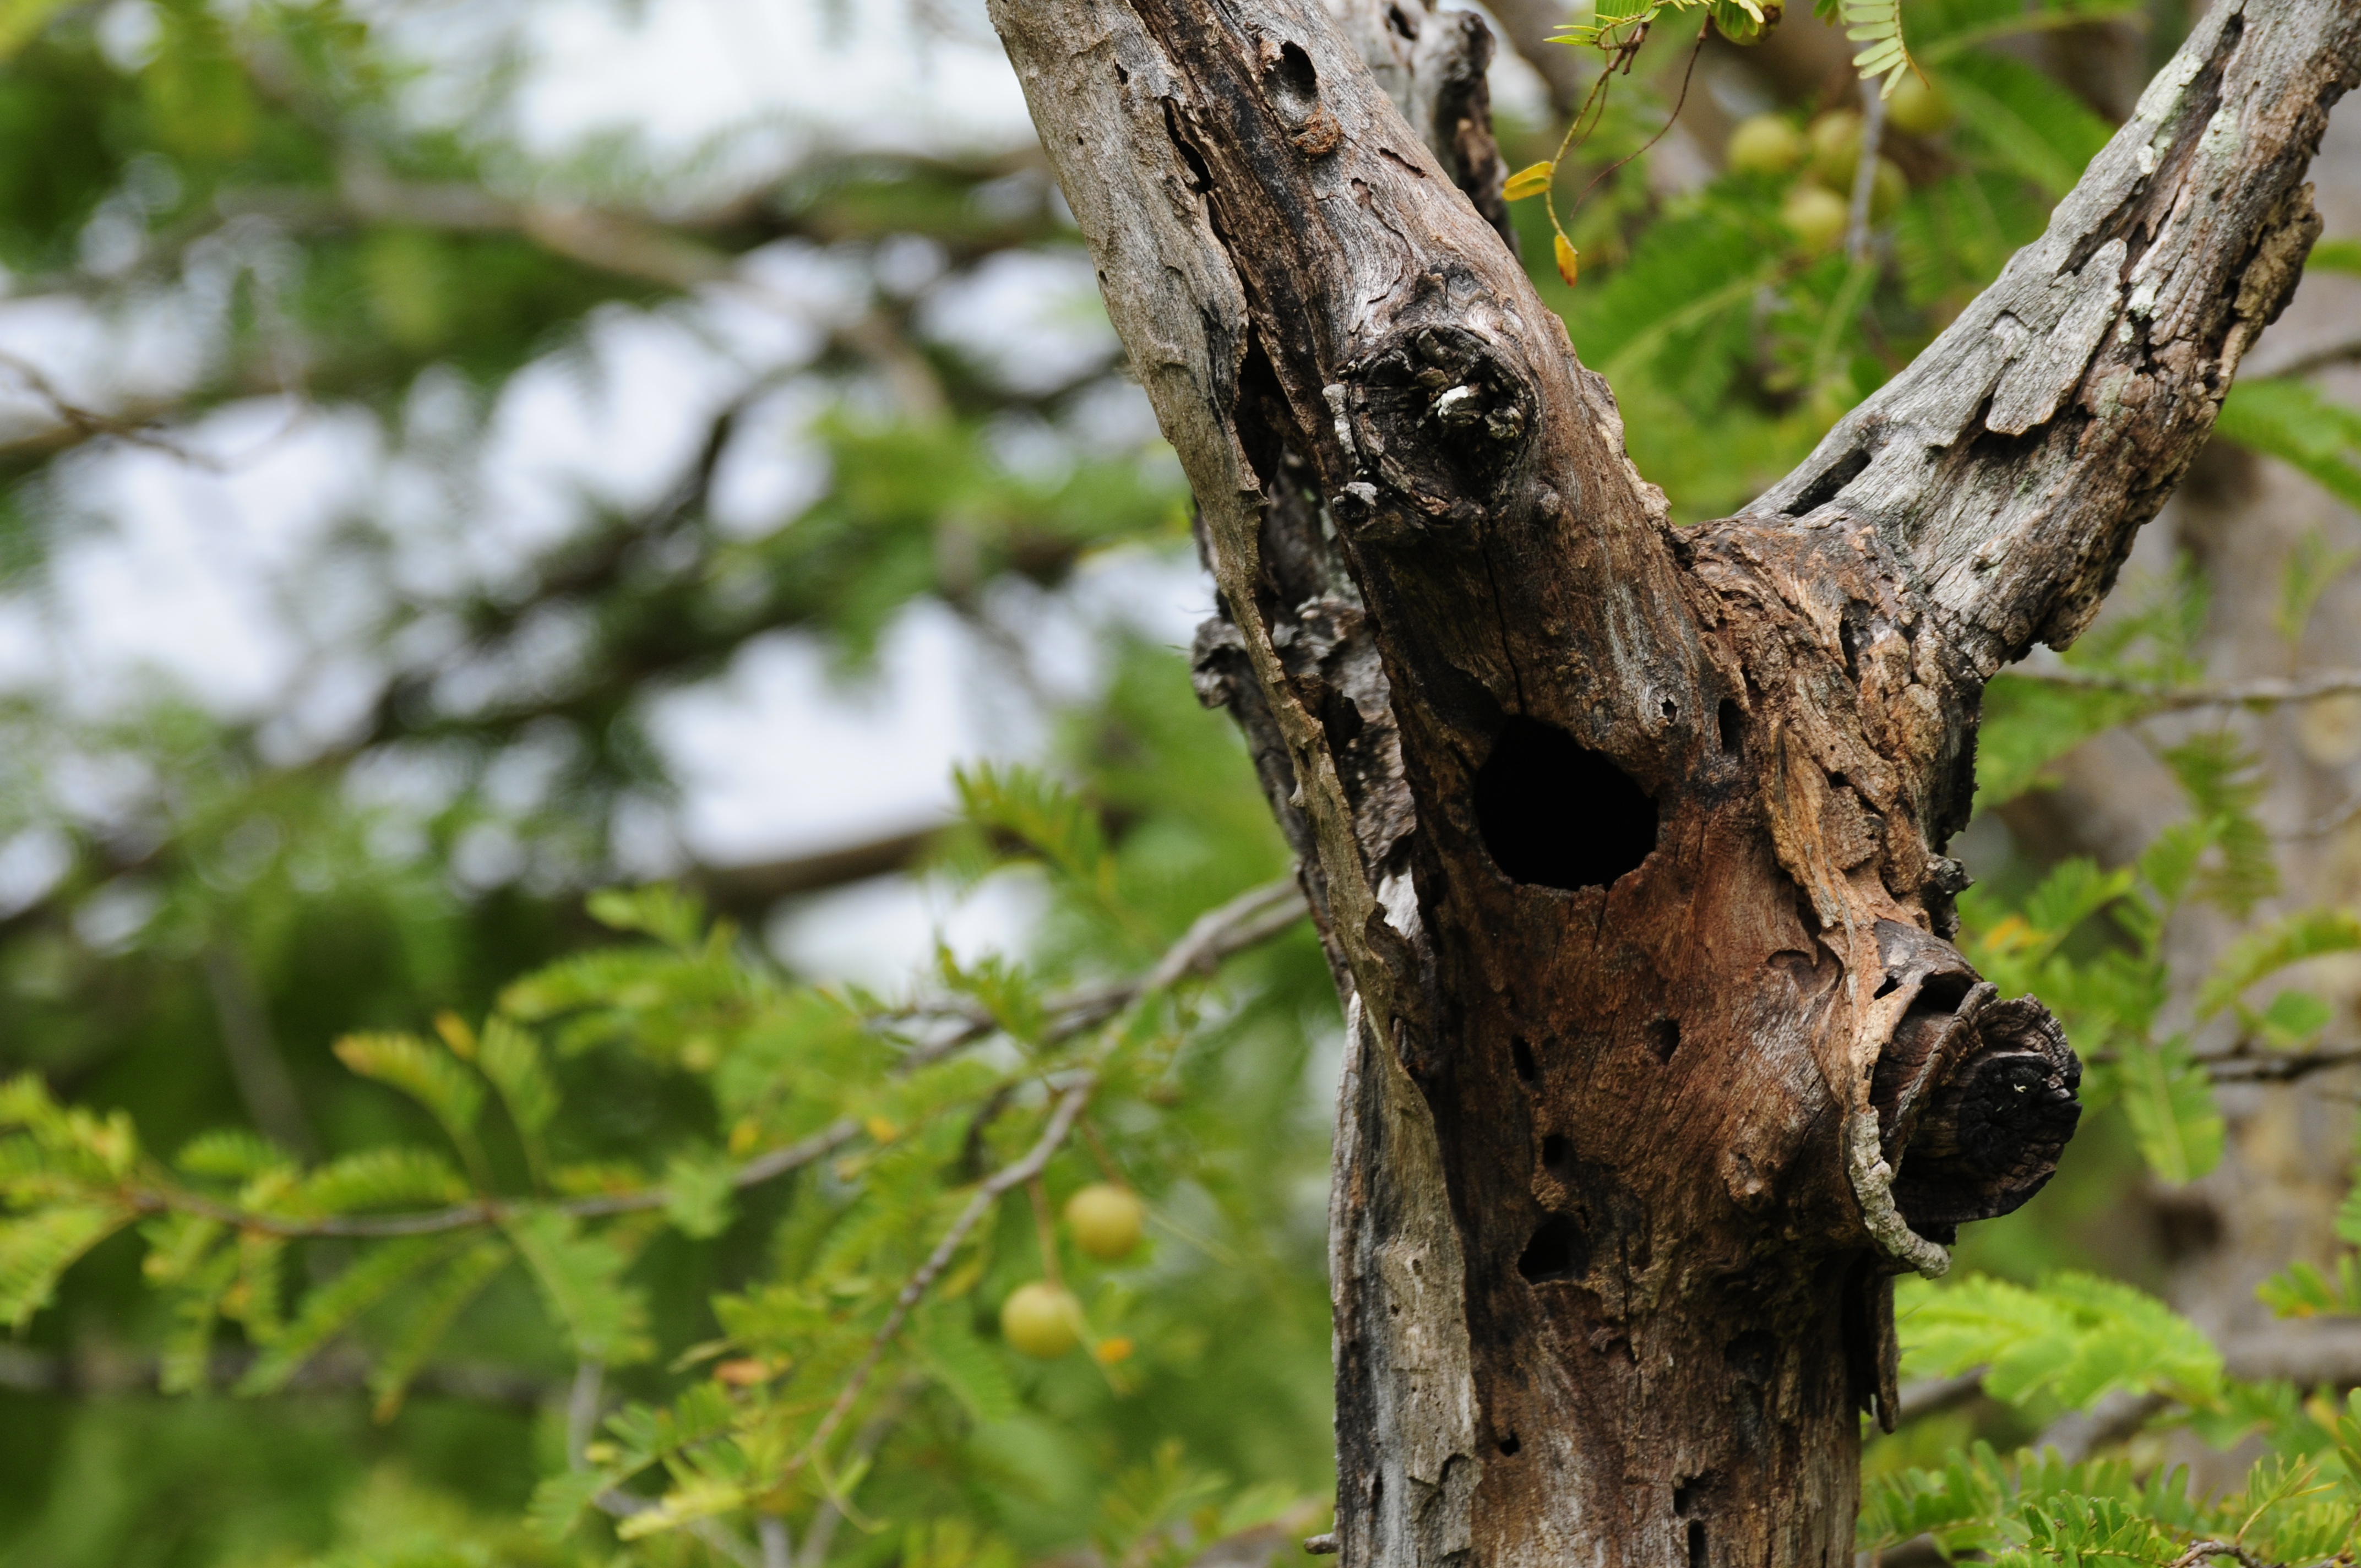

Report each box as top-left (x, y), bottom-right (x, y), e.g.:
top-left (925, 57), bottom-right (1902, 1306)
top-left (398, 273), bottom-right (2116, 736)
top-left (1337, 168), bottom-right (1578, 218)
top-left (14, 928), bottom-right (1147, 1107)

top-left (1333, 324), bottom-right (1534, 538)
top-left (1865, 919), bottom-right (2081, 1248)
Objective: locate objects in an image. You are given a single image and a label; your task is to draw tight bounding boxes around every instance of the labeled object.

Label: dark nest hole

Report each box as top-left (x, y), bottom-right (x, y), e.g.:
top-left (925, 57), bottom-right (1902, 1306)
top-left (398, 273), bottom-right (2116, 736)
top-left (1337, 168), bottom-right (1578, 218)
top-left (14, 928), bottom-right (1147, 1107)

top-left (1473, 716), bottom-right (1658, 891)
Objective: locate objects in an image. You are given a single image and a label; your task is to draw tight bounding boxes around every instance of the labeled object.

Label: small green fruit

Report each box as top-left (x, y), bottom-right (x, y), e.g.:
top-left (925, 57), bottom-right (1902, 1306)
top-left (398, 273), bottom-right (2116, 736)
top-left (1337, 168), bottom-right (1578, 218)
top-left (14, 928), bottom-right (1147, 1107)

top-left (1886, 74), bottom-right (1952, 137)
top-left (1064, 1183), bottom-right (1146, 1260)
top-left (1000, 1281), bottom-right (1083, 1359)
top-left (1782, 184), bottom-right (1851, 254)
top-left (1807, 110), bottom-right (1863, 190)
top-left (1725, 115), bottom-right (1804, 177)
top-left (1870, 157), bottom-right (1908, 222)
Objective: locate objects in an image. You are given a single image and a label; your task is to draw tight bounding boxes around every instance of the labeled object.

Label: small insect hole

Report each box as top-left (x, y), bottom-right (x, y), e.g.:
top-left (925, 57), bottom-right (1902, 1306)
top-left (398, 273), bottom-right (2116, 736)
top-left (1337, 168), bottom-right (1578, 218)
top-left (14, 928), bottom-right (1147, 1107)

top-left (1516, 1213), bottom-right (1588, 1282)
top-left (1647, 1018), bottom-right (1680, 1064)
top-left (1687, 1520), bottom-right (1707, 1568)
top-left (1838, 618), bottom-right (1860, 678)
top-left (1673, 1480), bottom-right (1698, 1516)
top-left (1541, 1133), bottom-right (1571, 1172)
top-left (1274, 39), bottom-right (1318, 99)
top-left (1497, 1433), bottom-right (1521, 1456)
top-left (1511, 1036), bottom-right (1538, 1084)
top-left (1717, 699), bottom-right (1743, 754)
top-left (1660, 697), bottom-right (1677, 720)
top-left (1873, 973), bottom-right (1900, 999)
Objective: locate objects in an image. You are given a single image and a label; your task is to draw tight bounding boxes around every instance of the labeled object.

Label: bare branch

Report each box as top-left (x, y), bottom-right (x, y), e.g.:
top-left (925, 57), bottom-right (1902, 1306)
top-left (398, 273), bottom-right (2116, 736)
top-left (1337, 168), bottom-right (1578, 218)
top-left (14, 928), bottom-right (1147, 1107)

top-left (793, 1077), bottom-right (1095, 1472)
top-left (115, 878), bottom-right (1303, 1240)
top-left (1889, 1369), bottom-right (1984, 1425)
top-left (2004, 665), bottom-right (2361, 710)
top-left (0, 1341), bottom-right (550, 1406)
top-left (1748, 1), bottom-right (2361, 677)
top-left (1843, 76), bottom-right (1887, 267)
top-left (2249, 335), bottom-right (2361, 380)
top-left (890, 876), bottom-right (1306, 1070)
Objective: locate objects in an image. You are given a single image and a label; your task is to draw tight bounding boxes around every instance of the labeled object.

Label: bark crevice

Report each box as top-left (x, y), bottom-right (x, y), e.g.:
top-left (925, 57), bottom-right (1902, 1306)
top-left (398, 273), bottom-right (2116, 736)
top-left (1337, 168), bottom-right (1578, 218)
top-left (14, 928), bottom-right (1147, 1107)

top-left (987, 0), bottom-right (2361, 1559)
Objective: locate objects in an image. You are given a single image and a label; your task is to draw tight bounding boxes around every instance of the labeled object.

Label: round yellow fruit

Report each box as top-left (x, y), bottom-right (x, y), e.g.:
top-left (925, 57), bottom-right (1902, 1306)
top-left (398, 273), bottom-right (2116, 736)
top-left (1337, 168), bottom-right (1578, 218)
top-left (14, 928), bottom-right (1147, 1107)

top-left (1000, 1281), bottom-right (1083, 1359)
top-left (1064, 1183), bottom-right (1146, 1260)
top-left (1886, 73), bottom-right (1952, 137)
top-left (1870, 157), bottom-right (1908, 222)
top-left (1725, 114), bottom-right (1804, 177)
top-left (1781, 184), bottom-right (1850, 253)
top-left (1807, 110), bottom-right (1863, 190)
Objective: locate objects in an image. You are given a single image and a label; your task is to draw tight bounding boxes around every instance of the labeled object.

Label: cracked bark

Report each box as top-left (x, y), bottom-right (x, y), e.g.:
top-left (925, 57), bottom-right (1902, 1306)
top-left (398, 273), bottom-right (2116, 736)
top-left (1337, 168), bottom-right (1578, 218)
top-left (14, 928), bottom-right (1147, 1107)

top-left (986, 0), bottom-right (2360, 1561)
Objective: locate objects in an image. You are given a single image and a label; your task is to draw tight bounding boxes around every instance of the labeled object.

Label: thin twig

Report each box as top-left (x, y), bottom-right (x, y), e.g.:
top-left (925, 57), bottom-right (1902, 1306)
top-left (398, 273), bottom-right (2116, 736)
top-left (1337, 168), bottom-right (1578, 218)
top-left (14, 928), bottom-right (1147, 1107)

top-left (1563, 25), bottom-right (1708, 225)
top-left (124, 1117), bottom-right (864, 1239)
top-left (796, 1380), bottom-right (917, 1568)
top-left (2001, 666), bottom-right (2361, 709)
top-left (0, 350), bottom-right (225, 469)
top-left (792, 1078), bottom-right (1096, 1474)
top-left (892, 876), bottom-right (1305, 1069)
top-left (2082, 1038), bottom-right (2361, 1084)
top-left (111, 881), bottom-right (1303, 1242)
top-left (2253, 335), bottom-right (2361, 380)
top-left (567, 1360), bottom-right (606, 1472)
top-left (1846, 74), bottom-right (1889, 265)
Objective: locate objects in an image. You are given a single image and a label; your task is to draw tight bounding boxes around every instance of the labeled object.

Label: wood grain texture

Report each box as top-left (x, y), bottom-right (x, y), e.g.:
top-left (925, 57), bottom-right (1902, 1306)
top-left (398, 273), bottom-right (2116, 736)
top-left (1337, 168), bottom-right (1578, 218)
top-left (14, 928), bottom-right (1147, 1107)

top-left (986, 0), bottom-right (2358, 1561)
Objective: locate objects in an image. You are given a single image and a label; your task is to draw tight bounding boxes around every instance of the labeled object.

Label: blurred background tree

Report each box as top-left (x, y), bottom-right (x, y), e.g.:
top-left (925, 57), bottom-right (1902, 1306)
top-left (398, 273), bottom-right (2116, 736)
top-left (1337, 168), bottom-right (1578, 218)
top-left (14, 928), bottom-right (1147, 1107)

top-left (1, 1), bottom-right (2359, 1565)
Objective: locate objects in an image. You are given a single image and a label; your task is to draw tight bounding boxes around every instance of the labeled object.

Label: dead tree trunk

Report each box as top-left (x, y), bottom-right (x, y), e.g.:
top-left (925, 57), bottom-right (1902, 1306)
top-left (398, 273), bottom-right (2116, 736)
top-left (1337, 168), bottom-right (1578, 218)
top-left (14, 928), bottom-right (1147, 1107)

top-left (985, 1), bottom-right (2360, 1561)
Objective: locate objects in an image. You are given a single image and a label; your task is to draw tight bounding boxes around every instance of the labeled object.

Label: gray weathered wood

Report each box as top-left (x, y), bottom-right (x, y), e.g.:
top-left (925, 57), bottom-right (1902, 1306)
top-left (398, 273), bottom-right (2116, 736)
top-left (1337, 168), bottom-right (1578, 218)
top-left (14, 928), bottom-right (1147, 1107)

top-left (986, 0), bottom-right (2359, 1561)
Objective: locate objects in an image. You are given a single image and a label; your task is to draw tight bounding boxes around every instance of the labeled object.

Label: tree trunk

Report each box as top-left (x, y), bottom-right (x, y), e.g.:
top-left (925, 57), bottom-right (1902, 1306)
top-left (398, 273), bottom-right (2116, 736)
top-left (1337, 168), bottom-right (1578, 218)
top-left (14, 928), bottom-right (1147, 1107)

top-left (984, 1), bottom-right (2360, 1560)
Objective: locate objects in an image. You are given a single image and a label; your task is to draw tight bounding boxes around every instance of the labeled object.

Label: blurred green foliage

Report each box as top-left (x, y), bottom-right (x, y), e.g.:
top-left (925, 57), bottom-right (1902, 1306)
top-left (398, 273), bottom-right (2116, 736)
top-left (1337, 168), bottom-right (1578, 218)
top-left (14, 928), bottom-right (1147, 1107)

top-left (1, 0), bottom-right (2359, 1565)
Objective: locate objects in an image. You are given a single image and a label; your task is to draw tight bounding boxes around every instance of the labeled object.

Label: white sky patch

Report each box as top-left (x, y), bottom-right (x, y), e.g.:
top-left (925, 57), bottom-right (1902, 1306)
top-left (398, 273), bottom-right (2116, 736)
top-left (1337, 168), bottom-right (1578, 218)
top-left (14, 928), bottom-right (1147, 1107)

top-left (2, 0), bottom-right (1547, 922)
top-left (768, 865), bottom-right (1049, 990)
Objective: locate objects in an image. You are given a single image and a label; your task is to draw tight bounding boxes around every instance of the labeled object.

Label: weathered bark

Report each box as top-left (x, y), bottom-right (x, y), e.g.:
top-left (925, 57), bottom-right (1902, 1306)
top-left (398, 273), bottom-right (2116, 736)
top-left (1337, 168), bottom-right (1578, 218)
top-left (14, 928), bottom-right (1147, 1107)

top-left (985, 0), bottom-right (2360, 1561)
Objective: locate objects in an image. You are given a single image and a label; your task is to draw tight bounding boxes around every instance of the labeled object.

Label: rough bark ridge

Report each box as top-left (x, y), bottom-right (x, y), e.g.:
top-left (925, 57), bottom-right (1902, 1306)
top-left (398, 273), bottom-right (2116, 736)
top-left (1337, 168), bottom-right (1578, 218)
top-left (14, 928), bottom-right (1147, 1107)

top-left (985, 0), bottom-right (2360, 1561)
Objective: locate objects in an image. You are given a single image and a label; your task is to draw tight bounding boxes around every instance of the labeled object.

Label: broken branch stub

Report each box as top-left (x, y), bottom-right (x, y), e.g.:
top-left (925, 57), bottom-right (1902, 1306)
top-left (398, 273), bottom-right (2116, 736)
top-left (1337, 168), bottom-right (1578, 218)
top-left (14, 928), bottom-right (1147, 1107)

top-left (989, 0), bottom-right (2355, 1559)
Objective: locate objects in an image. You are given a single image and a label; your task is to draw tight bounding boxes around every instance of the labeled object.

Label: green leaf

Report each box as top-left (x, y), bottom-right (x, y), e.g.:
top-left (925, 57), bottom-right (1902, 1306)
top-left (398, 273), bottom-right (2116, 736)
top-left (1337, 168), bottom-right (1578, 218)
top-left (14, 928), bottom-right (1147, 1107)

top-left (660, 1146), bottom-right (737, 1240)
top-left (2117, 1033), bottom-right (2225, 1185)
top-left (2276, 526), bottom-right (2361, 645)
top-left (0, 1205), bottom-right (133, 1331)
top-left (1935, 53), bottom-right (2113, 198)
top-left (585, 884), bottom-right (708, 949)
top-left (2216, 378), bottom-right (2361, 513)
top-left (527, 1466), bottom-right (616, 1543)
top-left (333, 1033), bottom-right (485, 1156)
top-left (301, 1147), bottom-right (470, 1213)
top-left (954, 761), bottom-right (1111, 890)
top-left (2243, 988), bottom-right (2336, 1050)
top-left (2160, 733), bottom-right (2277, 918)
top-left (2259, 1258), bottom-right (2354, 1320)
top-left (477, 1016), bottom-right (559, 1173)
top-left (1975, 676), bottom-right (2153, 807)
top-left (503, 1208), bottom-right (650, 1364)
top-left (1842, 0), bottom-right (1916, 96)
top-left (175, 1129), bottom-right (296, 1182)
top-left (369, 1238), bottom-right (513, 1422)
top-left (1897, 1270), bottom-right (2222, 1409)
top-left (2196, 907), bottom-right (2361, 1019)
top-left (2310, 238), bottom-right (2361, 276)
top-left (236, 1235), bottom-right (458, 1396)
top-left (915, 1314), bottom-right (1020, 1423)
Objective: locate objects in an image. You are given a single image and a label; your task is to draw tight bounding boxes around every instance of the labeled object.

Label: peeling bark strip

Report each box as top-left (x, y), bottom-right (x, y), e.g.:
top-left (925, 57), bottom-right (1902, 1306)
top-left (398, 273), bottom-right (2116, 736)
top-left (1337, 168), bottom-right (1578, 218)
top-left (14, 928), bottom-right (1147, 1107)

top-left (988, 0), bottom-right (2360, 1562)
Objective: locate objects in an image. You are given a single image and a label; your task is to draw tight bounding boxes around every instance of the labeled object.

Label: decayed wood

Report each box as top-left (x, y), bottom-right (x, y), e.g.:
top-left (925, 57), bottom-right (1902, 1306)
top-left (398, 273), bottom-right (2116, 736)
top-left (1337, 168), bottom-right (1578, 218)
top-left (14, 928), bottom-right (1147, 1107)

top-left (987, 0), bottom-right (2359, 1562)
